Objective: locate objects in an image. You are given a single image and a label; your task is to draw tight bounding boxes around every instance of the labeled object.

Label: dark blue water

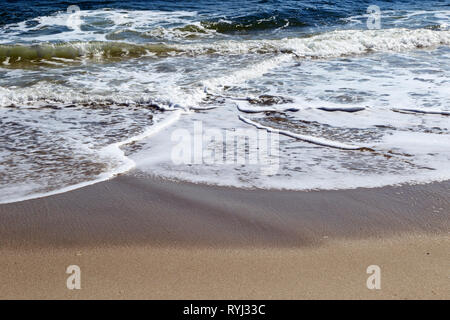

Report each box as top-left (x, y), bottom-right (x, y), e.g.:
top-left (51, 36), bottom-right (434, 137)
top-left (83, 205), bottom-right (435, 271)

top-left (1, 0), bottom-right (449, 29)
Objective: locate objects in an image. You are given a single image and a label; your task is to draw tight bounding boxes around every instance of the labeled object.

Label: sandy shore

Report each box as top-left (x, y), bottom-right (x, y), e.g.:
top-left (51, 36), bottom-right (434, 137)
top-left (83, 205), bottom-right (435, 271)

top-left (0, 173), bottom-right (449, 299)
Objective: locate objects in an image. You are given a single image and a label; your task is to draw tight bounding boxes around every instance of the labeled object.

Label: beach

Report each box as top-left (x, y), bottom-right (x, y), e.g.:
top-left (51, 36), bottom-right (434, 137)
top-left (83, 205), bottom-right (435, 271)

top-left (0, 0), bottom-right (449, 301)
top-left (0, 173), bottom-right (448, 299)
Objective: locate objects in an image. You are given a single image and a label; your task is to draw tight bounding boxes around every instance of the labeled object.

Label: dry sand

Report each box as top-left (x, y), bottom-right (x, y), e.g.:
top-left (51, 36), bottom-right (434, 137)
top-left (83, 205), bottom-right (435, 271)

top-left (0, 173), bottom-right (449, 299)
top-left (1, 236), bottom-right (449, 299)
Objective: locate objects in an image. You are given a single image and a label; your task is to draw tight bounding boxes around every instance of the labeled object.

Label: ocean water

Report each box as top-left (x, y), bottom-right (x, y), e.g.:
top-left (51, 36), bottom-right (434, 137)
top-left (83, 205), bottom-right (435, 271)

top-left (0, 0), bottom-right (449, 203)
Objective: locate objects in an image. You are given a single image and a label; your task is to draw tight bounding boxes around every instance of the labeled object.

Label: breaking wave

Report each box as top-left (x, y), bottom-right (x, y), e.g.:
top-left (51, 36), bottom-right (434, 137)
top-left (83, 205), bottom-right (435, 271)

top-left (1, 28), bottom-right (449, 67)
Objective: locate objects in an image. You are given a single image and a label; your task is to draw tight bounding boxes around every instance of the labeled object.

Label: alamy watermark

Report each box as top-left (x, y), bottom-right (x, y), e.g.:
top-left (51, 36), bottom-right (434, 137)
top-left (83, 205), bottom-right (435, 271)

top-left (171, 121), bottom-right (280, 176)
top-left (366, 265), bottom-right (381, 290)
top-left (66, 5), bottom-right (82, 30)
top-left (367, 5), bottom-right (381, 30)
top-left (66, 265), bottom-right (81, 290)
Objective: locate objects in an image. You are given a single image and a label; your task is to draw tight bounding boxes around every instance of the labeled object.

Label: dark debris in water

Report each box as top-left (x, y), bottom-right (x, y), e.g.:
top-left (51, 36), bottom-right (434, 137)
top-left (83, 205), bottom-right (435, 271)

top-left (247, 94), bottom-right (294, 106)
top-left (317, 106), bottom-right (366, 113)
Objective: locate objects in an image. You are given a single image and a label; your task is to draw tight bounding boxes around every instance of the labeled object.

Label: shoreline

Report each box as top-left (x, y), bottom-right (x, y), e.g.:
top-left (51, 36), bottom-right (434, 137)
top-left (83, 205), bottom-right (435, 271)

top-left (0, 173), bottom-right (448, 299)
top-left (0, 173), bottom-right (448, 249)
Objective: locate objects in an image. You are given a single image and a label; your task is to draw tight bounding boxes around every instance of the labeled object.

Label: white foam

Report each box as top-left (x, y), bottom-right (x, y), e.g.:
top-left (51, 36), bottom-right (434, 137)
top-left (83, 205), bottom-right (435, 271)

top-left (131, 107), bottom-right (450, 192)
top-left (175, 28), bottom-right (450, 58)
top-left (202, 54), bottom-right (293, 92)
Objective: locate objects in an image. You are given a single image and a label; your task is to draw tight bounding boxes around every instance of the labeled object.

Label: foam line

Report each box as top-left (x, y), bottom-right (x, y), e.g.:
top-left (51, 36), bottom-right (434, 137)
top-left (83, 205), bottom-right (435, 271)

top-left (190, 106), bottom-right (218, 111)
top-left (238, 115), bottom-right (365, 150)
top-left (392, 108), bottom-right (450, 116)
top-left (236, 103), bottom-right (299, 113)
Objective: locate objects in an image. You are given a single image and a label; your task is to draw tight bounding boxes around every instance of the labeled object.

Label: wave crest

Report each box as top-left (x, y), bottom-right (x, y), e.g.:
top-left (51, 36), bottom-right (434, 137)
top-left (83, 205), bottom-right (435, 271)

top-left (1, 28), bottom-right (449, 67)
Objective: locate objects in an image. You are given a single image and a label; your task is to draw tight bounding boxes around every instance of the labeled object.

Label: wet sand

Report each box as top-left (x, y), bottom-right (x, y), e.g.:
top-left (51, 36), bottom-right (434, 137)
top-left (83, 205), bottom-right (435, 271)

top-left (0, 173), bottom-right (449, 299)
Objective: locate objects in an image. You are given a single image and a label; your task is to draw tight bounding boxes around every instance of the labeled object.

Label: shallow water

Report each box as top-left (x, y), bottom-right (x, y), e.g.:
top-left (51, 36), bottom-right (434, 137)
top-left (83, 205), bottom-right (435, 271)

top-left (0, 0), bottom-right (449, 203)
